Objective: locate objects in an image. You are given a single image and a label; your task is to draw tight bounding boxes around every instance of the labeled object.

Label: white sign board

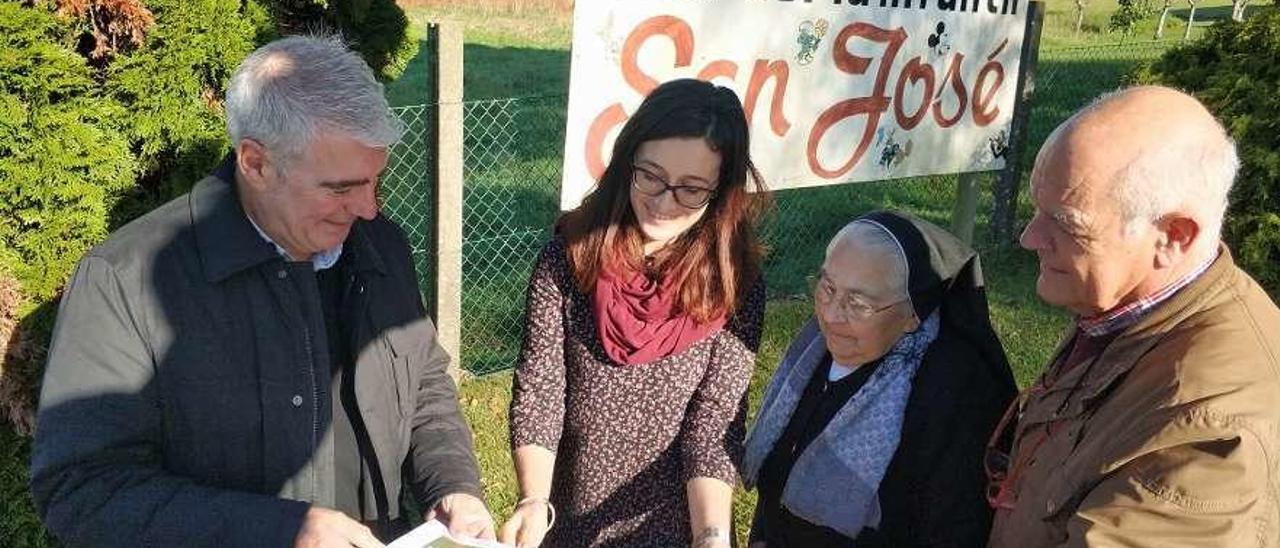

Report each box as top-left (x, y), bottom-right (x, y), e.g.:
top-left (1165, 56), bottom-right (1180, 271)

top-left (561, 0), bottom-right (1029, 210)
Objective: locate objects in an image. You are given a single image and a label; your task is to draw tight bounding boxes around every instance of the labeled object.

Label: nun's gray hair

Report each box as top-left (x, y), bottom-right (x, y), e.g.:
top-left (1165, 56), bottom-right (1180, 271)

top-left (824, 220), bottom-right (911, 304)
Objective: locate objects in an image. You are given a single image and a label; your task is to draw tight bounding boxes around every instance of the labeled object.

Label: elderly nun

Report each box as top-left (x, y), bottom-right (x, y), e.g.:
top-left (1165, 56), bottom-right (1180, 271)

top-left (743, 210), bottom-right (1016, 546)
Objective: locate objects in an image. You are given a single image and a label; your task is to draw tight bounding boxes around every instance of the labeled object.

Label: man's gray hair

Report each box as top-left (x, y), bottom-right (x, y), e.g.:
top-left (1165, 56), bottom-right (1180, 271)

top-left (1053, 88), bottom-right (1240, 244)
top-left (1109, 127), bottom-right (1238, 243)
top-left (825, 220), bottom-right (910, 303)
top-left (225, 34), bottom-right (404, 165)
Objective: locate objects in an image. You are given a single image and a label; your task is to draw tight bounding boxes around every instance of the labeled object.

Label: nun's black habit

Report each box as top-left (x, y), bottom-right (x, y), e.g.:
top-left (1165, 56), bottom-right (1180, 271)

top-left (748, 210), bottom-right (1016, 547)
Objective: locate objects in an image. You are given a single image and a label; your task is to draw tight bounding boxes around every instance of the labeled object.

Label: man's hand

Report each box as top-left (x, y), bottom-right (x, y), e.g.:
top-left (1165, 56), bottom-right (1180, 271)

top-left (428, 492), bottom-right (496, 540)
top-left (294, 506), bottom-right (385, 548)
top-left (497, 499), bottom-right (552, 548)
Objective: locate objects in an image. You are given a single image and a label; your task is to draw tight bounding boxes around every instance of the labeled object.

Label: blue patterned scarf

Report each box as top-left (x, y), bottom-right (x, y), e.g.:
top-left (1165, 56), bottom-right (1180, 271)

top-left (742, 311), bottom-right (939, 538)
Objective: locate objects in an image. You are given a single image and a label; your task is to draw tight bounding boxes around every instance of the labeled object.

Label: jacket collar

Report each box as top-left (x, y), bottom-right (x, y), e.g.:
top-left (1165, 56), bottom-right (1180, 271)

top-left (341, 217), bottom-right (388, 276)
top-left (1086, 244), bottom-right (1234, 380)
top-left (192, 153), bottom-right (387, 283)
top-left (1032, 245), bottom-right (1237, 422)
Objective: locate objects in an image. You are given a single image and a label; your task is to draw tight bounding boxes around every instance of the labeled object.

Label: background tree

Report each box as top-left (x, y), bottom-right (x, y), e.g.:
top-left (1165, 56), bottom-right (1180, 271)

top-left (0, 0), bottom-right (140, 437)
top-left (263, 0), bottom-right (418, 83)
top-left (1184, 0), bottom-right (1198, 40)
top-left (1154, 0), bottom-right (1175, 38)
top-left (1231, 0), bottom-right (1252, 21)
top-left (0, 1), bottom-right (140, 303)
top-left (1111, 0), bottom-right (1154, 36)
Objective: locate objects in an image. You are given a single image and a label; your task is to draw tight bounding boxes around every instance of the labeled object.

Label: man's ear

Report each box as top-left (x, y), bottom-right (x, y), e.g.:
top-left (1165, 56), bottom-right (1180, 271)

top-left (1154, 213), bottom-right (1200, 269)
top-left (235, 139), bottom-right (274, 191)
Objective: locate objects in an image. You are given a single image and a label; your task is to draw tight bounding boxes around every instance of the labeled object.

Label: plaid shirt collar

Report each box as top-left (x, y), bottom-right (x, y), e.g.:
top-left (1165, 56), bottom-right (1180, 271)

top-left (1077, 251), bottom-right (1218, 337)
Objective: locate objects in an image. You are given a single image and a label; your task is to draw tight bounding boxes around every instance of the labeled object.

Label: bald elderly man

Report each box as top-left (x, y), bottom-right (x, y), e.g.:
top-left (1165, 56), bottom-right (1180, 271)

top-left (986, 86), bottom-right (1280, 547)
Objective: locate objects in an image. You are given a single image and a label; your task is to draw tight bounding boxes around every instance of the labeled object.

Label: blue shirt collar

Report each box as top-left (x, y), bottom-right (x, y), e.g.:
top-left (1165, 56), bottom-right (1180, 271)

top-left (245, 215), bottom-right (343, 271)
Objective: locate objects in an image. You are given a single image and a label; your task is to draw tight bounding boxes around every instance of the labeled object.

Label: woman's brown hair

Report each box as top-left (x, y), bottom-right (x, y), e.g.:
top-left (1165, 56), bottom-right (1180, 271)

top-left (557, 78), bottom-right (769, 322)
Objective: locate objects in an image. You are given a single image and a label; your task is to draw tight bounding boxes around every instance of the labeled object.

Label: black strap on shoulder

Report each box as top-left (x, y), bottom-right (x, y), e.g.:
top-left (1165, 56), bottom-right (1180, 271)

top-left (340, 270), bottom-right (392, 538)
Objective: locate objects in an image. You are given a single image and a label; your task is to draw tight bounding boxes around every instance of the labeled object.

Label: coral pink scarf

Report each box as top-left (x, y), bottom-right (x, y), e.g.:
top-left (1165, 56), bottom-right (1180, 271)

top-left (593, 264), bottom-right (727, 366)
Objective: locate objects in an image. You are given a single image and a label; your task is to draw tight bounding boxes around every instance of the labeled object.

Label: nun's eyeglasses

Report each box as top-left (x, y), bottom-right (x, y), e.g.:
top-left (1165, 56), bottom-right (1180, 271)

top-left (811, 270), bottom-right (907, 323)
top-left (631, 165), bottom-right (717, 209)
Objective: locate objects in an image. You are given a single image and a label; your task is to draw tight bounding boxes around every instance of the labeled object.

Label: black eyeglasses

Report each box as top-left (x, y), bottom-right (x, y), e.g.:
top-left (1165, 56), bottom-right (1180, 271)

top-left (631, 164), bottom-right (717, 209)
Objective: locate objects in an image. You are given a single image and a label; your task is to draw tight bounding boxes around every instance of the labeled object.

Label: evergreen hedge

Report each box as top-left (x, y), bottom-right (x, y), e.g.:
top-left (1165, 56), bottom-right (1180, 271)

top-left (0, 2), bottom-right (139, 303)
top-left (0, 0), bottom-right (417, 433)
top-left (1134, 7), bottom-right (1280, 297)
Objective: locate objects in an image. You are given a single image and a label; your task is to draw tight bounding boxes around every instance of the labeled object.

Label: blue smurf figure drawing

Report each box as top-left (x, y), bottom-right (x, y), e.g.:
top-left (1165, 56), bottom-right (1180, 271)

top-left (797, 19), bottom-right (829, 65)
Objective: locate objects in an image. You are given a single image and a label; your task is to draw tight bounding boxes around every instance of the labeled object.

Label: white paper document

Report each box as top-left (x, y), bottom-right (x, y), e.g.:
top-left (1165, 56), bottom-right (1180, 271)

top-left (386, 520), bottom-right (511, 548)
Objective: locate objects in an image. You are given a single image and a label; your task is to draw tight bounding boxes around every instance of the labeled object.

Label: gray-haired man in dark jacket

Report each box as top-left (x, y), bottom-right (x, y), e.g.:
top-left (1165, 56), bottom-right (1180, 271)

top-left (30, 35), bottom-right (493, 547)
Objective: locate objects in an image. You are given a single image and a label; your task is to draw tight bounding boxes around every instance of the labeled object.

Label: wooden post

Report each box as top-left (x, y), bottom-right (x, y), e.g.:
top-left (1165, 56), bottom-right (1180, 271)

top-left (950, 172), bottom-right (982, 246)
top-left (428, 21), bottom-right (465, 382)
top-left (990, 0), bottom-right (1045, 246)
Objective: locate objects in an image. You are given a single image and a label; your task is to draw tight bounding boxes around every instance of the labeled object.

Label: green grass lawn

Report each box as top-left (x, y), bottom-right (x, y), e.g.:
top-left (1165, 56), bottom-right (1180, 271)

top-left (0, 0), bottom-right (1227, 544)
top-left (385, 3), bottom-right (571, 106)
top-left (1041, 0), bottom-right (1241, 48)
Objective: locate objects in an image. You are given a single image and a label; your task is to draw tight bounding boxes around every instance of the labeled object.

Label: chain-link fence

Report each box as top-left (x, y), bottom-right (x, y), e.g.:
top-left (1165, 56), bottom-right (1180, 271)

top-left (1026, 40), bottom-right (1176, 162)
top-left (382, 104), bottom-right (437, 309)
top-left (379, 40), bottom-right (1177, 375)
top-left (456, 96), bottom-right (567, 374)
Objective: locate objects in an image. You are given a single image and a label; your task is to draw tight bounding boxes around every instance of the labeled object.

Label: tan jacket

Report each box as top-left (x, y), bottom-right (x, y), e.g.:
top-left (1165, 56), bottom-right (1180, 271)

top-left (989, 247), bottom-right (1280, 548)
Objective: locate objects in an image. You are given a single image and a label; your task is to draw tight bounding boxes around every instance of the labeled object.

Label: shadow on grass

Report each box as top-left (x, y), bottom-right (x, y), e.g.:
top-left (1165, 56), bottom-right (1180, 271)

top-left (385, 41), bottom-right (569, 106)
top-left (1168, 4), bottom-right (1270, 23)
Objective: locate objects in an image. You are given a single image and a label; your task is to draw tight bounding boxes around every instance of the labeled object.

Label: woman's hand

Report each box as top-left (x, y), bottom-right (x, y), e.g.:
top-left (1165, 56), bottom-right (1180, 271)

top-left (503, 445), bottom-right (557, 548)
top-left (498, 499), bottom-right (553, 548)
